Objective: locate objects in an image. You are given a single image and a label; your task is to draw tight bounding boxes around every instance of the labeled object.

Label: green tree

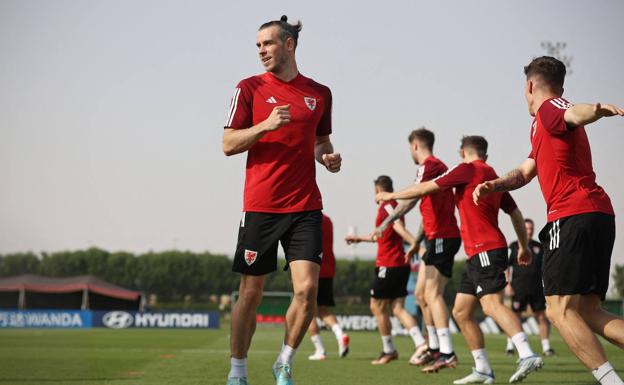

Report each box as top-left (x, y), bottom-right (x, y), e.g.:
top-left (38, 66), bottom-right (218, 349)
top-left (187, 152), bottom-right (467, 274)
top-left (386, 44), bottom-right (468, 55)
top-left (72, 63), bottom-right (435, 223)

top-left (613, 264), bottom-right (624, 299)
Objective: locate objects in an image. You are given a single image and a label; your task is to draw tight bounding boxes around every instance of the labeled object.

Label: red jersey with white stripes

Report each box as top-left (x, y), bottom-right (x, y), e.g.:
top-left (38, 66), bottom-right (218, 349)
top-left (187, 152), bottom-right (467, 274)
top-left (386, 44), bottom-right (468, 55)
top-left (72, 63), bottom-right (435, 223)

top-left (416, 156), bottom-right (460, 239)
top-left (375, 200), bottom-right (408, 267)
top-left (435, 160), bottom-right (517, 257)
top-left (529, 97), bottom-right (614, 222)
top-left (225, 72), bottom-right (332, 213)
top-left (320, 214), bottom-right (336, 278)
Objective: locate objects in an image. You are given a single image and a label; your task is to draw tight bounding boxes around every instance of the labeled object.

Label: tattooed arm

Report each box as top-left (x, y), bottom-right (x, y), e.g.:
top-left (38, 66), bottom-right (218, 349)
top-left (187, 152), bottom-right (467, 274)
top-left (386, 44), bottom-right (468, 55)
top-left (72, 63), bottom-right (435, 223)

top-left (373, 198), bottom-right (419, 240)
top-left (473, 158), bottom-right (537, 204)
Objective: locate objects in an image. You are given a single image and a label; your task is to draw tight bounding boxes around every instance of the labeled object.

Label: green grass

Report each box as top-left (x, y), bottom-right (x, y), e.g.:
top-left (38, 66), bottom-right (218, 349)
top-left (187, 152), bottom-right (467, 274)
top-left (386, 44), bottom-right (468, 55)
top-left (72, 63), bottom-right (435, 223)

top-left (0, 325), bottom-right (621, 385)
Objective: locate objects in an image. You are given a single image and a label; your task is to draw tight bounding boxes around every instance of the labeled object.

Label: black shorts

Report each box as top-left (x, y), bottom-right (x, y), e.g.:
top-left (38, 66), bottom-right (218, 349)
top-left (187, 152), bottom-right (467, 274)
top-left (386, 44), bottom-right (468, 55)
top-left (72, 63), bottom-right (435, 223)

top-left (539, 212), bottom-right (615, 301)
top-left (422, 237), bottom-right (461, 278)
top-left (232, 210), bottom-right (322, 276)
top-left (511, 290), bottom-right (546, 312)
top-left (458, 248), bottom-right (508, 298)
top-left (317, 278), bottom-right (335, 307)
top-left (370, 265), bottom-right (410, 299)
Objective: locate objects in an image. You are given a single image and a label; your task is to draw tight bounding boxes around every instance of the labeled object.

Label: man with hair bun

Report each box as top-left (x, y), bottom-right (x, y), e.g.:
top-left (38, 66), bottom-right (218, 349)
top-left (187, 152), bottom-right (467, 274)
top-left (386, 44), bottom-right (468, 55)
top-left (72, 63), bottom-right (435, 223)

top-left (223, 15), bottom-right (341, 385)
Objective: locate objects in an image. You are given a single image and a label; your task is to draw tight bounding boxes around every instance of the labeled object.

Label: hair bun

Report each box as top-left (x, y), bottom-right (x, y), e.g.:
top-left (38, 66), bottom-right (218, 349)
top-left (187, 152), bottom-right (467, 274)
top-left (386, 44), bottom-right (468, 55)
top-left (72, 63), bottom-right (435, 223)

top-left (280, 15), bottom-right (288, 22)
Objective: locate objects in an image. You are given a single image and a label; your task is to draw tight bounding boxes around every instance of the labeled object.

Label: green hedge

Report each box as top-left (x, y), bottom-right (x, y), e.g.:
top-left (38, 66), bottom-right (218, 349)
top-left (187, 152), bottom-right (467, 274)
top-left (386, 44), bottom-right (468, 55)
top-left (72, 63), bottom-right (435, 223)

top-left (0, 249), bottom-right (469, 306)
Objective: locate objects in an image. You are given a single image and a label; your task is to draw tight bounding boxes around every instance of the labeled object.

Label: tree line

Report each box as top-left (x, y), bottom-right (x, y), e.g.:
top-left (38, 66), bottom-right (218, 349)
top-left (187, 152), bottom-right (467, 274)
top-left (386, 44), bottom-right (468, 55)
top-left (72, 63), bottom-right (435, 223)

top-left (1, 249), bottom-right (622, 305)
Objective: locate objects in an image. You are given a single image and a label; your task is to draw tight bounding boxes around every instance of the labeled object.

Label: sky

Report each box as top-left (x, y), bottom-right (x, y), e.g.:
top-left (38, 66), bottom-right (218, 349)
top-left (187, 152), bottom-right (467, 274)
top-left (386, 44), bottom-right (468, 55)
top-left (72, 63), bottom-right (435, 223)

top-left (1, 1), bottom-right (623, 288)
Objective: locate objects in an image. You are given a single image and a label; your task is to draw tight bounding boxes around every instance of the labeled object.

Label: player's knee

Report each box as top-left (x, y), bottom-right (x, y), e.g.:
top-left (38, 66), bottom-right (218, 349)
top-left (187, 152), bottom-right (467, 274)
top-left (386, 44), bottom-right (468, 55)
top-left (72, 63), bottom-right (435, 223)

top-left (370, 300), bottom-right (383, 315)
top-left (424, 289), bottom-right (438, 306)
top-left (416, 290), bottom-right (426, 306)
top-left (293, 280), bottom-right (316, 304)
top-left (452, 305), bottom-right (468, 323)
top-left (238, 287), bottom-right (263, 307)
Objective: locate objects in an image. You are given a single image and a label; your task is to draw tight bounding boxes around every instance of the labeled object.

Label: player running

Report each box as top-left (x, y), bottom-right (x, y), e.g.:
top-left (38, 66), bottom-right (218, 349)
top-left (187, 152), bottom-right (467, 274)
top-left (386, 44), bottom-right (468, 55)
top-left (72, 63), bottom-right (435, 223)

top-left (345, 175), bottom-right (428, 365)
top-left (374, 128), bottom-right (461, 370)
top-left (377, 136), bottom-right (543, 384)
top-left (474, 56), bottom-right (624, 385)
top-left (504, 218), bottom-right (554, 357)
top-left (307, 213), bottom-right (350, 360)
top-left (223, 16), bottom-right (342, 385)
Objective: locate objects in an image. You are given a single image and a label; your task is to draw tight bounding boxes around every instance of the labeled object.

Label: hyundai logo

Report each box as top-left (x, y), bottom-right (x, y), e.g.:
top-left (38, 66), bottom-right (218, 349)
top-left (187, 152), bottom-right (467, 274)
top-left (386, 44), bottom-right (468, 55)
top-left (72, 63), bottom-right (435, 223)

top-left (102, 311), bottom-right (134, 329)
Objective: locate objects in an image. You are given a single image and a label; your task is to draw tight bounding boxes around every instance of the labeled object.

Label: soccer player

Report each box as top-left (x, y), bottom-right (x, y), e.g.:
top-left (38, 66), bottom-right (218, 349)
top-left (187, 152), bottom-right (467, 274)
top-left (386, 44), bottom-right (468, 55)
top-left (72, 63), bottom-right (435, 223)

top-left (307, 213), bottom-right (350, 360)
top-left (474, 56), bottom-right (624, 385)
top-left (504, 218), bottom-right (554, 357)
top-left (345, 175), bottom-right (428, 365)
top-left (375, 128), bottom-right (461, 369)
top-left (222, 16), bottom-right (342, 385)
top-left (377, 136), bottom-right (543, 384)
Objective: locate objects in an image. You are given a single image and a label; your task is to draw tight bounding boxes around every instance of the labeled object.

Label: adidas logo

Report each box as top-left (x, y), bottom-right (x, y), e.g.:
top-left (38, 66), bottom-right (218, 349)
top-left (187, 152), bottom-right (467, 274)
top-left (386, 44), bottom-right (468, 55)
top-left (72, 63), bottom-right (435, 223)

top-left (266, 96), bottom-right (277, 104)
top-left (476, 285), bottom-right (483, 293)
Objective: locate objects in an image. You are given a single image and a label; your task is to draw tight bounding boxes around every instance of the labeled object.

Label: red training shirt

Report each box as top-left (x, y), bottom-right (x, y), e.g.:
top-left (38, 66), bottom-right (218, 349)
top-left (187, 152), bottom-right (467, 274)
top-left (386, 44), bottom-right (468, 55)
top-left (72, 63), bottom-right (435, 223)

top-left (375, 200), bottom-right (408, 267)
top-left (416, 156), bottom-right (461, 239)
top-left (529, 97), bottom-right (614, 222)
top-left (320, 214), bottom-right (336, 278)
top-left (225, 72), bottom-right (332, 213)
top-left (435, 160), bottom-right (517, 257)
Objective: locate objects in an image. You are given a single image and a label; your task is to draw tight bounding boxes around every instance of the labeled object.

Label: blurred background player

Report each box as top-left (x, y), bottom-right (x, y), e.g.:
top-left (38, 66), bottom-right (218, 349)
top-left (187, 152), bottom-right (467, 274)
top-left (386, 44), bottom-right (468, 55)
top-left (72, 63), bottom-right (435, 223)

top-left (307, 213), bottom-right (350, 360)
top-left (222, 15), bottom-right (342, 385)
top-left (474, 56), bottom-right (624, 385)
top-left (504, 218), bottom-right (553, 357)
top-left (377, 136), bottom-right (543, 384)
top-left (374, 128), bottom-right (461, 368)
top-left (345, 175), bottom-right (428, 365)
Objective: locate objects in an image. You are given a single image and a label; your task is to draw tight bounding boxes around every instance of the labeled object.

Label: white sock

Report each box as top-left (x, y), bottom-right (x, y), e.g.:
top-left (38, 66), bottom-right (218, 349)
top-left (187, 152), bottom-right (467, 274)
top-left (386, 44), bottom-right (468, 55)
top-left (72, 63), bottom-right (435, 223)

top-left (426, 325), bottom-right (439, 350)
top-left (310, 334), bottom-right (325, 354)
top-left (506, 337), bottom-right (514, 351)
top-left (276, 344), bottom-right (297, 365)
top-left (541, 338), bottom-right (551, 352)
top-left (593, 362), bottom-right (624, 385)
top-left (381, 335), bottom-right (395, 354)
top-left (471, 349), bottom-right (492, 375)
top-left (511, 332), bottom-right (534, 359)
top-left (436, 328), bottom-right (453, 354)
top-left (409, 326), bottom-right (426, 348)
top-left (228, 357), bottom-right (247, 379)
top-left (331, 323), bottom-right (345, 340)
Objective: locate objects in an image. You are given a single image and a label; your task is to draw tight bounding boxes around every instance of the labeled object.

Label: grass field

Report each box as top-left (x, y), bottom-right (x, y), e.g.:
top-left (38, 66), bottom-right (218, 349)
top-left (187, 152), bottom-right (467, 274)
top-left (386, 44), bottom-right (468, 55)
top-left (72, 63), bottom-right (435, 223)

top-left (0, 325), bottom-right (622, 385)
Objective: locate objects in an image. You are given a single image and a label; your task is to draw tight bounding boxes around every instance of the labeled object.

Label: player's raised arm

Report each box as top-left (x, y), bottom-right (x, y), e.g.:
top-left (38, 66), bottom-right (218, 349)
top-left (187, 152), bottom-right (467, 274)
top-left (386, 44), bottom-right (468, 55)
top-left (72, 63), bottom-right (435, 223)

top-left (564, 102), bottom-right (624, 127)
top-left (223, 105), bottom-right (291, 156)
top-left (376, 180), bottom-right (440, 203)
top-left (315, 135), bottom-right (341, 173)
top-left (373, 198), bottom-right (419, 239)
top-left (473, 158), bottom-right (537, 204)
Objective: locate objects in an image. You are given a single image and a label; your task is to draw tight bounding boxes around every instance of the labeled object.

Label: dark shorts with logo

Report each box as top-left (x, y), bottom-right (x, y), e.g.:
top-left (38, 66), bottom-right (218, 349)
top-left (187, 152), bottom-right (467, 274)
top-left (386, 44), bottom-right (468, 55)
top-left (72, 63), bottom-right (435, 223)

top-left (422, 237), bottom-right (461, 278)
top-left (232, 210), bottom-right (322, 276)
top-left (317, 278), bottom-right (335, 307)
top-left (458, 248), bottom-right (508, 298)
top-left (370, 265), bottom-right (410, 300)
top-left (511, 289), bottom-right (546, 312)
top-left (539, 212), bottom-right (615, 301)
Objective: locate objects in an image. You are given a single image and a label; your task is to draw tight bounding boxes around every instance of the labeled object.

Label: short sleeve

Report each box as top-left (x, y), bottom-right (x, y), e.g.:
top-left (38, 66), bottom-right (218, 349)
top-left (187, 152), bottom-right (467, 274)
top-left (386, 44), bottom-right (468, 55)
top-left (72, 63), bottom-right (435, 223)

top-left (224, 81), bottom-right (253, 129)
top-left (417, 161), bottom-right (443, 183)
top-left (434, 163), bottom-right (473, 190)
top-left (538, 98), bottom-right (572, 135)
top-left (500, 192), bottom-right (518, 214)
top-left (316, 87), bottom-right (332, 136)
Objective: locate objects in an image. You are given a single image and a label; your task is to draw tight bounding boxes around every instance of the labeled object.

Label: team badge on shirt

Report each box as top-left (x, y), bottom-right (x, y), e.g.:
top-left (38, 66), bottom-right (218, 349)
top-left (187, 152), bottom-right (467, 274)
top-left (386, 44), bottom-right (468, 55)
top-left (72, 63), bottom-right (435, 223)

top-left (304, 97), bottom-right (317, 111)
top-left (244, 249), bottom-right (258, 265)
